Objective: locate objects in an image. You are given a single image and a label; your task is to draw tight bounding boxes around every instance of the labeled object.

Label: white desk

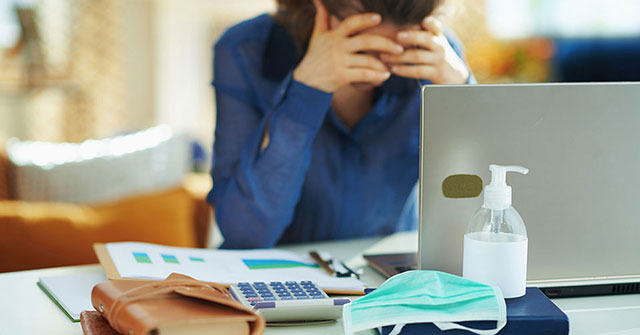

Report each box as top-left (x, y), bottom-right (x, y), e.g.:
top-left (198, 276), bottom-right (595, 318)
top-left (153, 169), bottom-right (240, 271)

top-left (1, 232), bottom-right (640, 335)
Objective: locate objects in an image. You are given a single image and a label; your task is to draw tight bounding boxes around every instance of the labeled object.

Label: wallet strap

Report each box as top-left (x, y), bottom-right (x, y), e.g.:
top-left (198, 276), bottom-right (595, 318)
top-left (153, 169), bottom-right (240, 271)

top-left (106, 279), bottom-right (228, 334)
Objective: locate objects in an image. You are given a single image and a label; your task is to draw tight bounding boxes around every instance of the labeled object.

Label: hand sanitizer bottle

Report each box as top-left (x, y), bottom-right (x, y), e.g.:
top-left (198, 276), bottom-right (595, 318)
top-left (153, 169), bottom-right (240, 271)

top-left (463, 165), bottom-right (529, 298)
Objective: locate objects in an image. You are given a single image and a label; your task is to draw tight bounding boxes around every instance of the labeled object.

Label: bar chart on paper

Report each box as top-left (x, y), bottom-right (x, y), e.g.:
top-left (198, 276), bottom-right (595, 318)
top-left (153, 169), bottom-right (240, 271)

top-left (132, 252), bottom-right (205, 265)
top-left (105, 242), bottom-right (364, 292)
top-left (242, 259), bottom-right (319, 270)
top-left (133, 252), bottom-right (152, 264)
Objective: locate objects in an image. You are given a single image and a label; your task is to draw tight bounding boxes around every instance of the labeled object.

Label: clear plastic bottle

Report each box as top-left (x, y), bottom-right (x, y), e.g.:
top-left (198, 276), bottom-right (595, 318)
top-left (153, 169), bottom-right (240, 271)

top-left (463, 165), bottom-right (529, 298)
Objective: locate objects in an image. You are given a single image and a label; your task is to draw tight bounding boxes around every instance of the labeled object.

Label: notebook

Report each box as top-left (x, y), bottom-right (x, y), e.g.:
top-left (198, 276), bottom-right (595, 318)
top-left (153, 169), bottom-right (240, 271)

top-left (82, 273), bottom-right (265, 335)
top-left (37, 272), bottom-right (108, 322)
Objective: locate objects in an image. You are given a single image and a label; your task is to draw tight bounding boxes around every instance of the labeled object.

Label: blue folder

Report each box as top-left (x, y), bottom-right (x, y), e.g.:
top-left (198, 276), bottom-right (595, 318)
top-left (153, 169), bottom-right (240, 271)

top-left (378, 287), bottom-right (569, 335)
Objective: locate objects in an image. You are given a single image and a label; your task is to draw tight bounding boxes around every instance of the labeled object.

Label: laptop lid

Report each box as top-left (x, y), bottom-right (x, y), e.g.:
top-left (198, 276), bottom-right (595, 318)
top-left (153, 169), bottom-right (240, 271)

top-left (418, 82), bottom-right (640, 296)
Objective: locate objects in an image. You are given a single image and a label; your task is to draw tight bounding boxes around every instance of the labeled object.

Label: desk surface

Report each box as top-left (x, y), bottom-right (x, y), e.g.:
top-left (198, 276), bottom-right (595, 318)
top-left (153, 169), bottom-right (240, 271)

top-left (2, 232), bottom-right (640, 335)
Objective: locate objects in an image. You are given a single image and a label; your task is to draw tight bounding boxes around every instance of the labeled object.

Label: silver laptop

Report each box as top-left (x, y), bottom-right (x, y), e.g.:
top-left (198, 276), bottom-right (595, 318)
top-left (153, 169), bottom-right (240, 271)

top-left (418, 82), bottom-right (640, 298)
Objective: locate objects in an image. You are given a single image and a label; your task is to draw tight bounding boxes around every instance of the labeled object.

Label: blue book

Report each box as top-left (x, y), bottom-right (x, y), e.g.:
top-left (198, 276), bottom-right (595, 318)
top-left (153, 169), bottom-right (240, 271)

top-left (378, 287), bottom-right (569, 335)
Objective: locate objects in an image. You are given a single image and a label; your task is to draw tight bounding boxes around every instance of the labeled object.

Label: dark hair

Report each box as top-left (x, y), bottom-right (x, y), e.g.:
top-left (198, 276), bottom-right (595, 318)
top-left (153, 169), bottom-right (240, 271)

top-left (274, 0), bottom-right (443, 53)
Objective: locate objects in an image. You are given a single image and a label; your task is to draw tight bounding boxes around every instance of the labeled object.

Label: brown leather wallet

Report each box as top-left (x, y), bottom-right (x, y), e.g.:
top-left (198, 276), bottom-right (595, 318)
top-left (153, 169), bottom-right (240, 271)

top-left (87, 273), bottom-right (265, 335)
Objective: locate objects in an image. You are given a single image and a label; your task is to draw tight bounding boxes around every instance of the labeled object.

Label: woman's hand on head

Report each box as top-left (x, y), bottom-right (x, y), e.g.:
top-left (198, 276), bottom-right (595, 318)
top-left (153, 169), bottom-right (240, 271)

top-left (380, 17), bottom-right (470, 85)
top-left (293, 0), bottom-right (404, 93)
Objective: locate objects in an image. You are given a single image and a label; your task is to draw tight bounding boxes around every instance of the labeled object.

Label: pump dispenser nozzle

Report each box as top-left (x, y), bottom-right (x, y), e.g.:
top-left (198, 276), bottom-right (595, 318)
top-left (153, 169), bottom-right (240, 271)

top-left (483, 165), bottom-right (529, 210)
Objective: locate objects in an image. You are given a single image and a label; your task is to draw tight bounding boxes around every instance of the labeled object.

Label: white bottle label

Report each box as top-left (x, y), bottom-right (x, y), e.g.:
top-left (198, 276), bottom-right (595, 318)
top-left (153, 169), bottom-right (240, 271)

top-left (463, 232), bottom-right (528, 299)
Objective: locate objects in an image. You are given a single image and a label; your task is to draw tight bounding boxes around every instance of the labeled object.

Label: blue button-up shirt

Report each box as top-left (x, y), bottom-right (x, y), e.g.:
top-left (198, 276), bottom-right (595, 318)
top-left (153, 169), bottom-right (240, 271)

top-left (209, 14), bottom-right (472, 249)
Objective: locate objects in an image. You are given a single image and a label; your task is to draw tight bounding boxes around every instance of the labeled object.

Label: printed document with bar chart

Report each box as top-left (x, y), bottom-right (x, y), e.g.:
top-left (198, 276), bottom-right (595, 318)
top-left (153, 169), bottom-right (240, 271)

top-left (104, 242), bottom-right (364, 293)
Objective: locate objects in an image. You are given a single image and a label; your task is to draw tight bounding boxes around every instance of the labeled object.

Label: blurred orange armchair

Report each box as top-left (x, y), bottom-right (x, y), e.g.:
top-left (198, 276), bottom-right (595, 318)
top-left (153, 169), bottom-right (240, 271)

top-left (0, 151), bottom-right (213, 273)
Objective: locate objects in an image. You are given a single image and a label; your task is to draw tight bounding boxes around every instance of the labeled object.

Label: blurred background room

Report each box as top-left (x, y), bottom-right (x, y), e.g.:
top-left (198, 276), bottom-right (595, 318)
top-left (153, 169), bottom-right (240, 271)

top-left (1, 0), bottom-right (639, 273)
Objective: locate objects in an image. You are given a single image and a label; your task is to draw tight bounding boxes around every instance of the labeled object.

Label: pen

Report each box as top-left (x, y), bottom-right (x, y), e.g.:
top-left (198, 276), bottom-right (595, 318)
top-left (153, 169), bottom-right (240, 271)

top-left (309, 251), bottom-right (335, 276)
top-left (340, 260), bottom-right (360, 279)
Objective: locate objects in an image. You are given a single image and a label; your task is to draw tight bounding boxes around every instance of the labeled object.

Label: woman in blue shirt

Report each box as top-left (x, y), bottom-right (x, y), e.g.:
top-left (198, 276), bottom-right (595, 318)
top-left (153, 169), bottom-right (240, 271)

top-left (209, 0), bottom-right (474, 249)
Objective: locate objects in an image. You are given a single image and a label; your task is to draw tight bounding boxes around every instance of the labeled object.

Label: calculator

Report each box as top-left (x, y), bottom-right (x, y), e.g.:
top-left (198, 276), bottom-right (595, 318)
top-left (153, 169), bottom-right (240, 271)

top-left (228, 281), bottom-right (351, 322)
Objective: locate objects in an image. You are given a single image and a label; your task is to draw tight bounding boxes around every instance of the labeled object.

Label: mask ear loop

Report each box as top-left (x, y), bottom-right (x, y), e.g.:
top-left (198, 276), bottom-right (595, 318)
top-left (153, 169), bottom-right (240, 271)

top-left (433, 319), bottom-right (507, 335)
top-left (433, 286), bottom-right (508, 335)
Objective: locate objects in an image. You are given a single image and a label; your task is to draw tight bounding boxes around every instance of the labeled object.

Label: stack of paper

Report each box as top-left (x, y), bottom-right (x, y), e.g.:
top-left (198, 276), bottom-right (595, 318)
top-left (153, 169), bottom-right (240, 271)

top-left (102, 242), bottom-right (365, 293)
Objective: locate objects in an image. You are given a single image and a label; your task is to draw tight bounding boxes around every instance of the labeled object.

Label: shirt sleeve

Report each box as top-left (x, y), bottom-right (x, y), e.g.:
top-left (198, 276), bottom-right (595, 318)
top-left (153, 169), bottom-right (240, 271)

top-left (209, 39), bottom-right (333, 249)
top-left (444, 28), bottom-right (477, 84)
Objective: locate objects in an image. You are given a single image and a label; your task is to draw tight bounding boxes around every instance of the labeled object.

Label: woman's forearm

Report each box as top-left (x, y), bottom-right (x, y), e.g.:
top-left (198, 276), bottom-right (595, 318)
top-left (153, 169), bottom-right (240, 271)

top-left (212, 73), bottom-right (332, 249)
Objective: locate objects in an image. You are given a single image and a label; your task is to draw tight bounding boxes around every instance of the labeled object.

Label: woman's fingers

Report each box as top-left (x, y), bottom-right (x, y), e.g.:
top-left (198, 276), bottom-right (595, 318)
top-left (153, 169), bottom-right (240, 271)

top-left (396, 30), bottom-right (439, 51)
top-left (335, 13), bottom-right (382, 37)
top-left (343, 68), bottom-right (391, 84)
top-left (390, 64), bottom-right (438, 79)
top-left (422, 16), bottom-right (444, 36)
top-left (347, 34), bottom-right (404, 55)
top-left (293, 11), bottom-right (401, 91)
top-left (379, 49), bottom-right (439, 65)
top-left (311, 0), bottom-right (330, 37)
top-left (348, 54), bottom-right (389, 72)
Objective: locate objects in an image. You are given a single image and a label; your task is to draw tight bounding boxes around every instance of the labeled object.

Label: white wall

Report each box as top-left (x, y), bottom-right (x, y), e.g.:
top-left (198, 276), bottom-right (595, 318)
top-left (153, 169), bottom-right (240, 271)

top-left (153, 0), bottom-right (276, 163)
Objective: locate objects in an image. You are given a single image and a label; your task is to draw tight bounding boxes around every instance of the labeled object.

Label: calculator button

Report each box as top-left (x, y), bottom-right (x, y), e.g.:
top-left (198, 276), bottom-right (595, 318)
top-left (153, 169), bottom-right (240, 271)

top-left (244, 293), bottom-right (258, 298)
top-left (260, 293), bottom-right (274, 298)
top-left (247, 297), bottom-right (262, 302)
top-left (280, 296), bottom-right (294, 300)
top-left (238, 282), bottom-right (251, 287)
top-left (301, 281), bottom-right (312, 285)
top-left (296, 296), bottom-right (310, 300)
top-left (263, 296), bottom-right (276, 301)
top-left (250, 301), bottom-right (258, 306)
top-left (311, 295), bottom-right (325, 299)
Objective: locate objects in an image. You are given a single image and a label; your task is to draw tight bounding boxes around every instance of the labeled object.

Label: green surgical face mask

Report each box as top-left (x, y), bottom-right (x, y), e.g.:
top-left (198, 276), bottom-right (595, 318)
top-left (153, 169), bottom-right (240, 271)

top-left (343, 270), bottom-right (507, 335)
